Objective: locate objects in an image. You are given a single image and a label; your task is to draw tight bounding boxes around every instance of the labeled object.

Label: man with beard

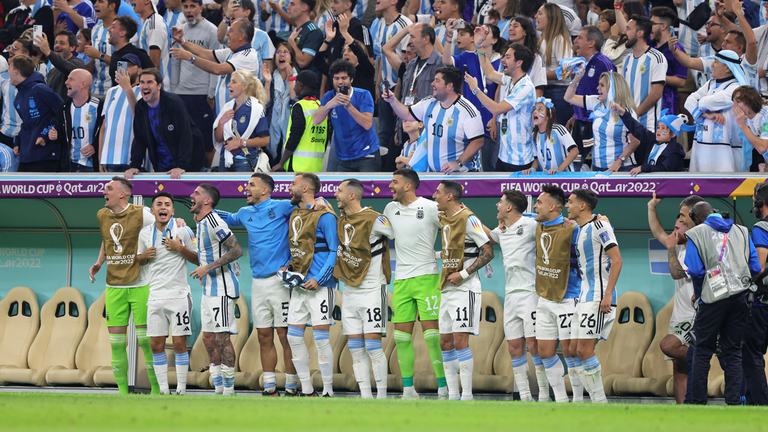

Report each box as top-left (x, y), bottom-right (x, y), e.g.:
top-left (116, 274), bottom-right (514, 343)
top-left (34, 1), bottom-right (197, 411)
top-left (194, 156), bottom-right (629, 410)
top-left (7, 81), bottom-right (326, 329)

top-left (649, 7), bottom-right (687, 115)
top-left (746, 182), bottom-right (768, 405)
top-left (32, 30), bottom-right (86, 99)
top-left (99, 53), bottom-right (141, 172)
top-left (108, 15), bottom-right (155, 85)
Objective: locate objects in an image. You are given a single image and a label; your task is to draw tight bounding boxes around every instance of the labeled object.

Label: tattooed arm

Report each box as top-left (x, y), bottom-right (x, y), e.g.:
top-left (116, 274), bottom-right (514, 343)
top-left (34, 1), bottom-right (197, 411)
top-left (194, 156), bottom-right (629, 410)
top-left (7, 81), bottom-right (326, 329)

top-left (465, 243), bottom-right (495, 275)
top-left (668, 244), bottom-right (688, 280)
top-left (190, 235), bottom-right (243, 279)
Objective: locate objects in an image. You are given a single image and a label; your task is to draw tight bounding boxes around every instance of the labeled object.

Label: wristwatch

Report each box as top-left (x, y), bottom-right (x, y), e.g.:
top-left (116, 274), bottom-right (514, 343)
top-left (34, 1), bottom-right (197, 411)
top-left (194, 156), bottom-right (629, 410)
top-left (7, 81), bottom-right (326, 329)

top-left (99, 53), bottom-right (105, 61)
top-left (457, 159), bottom-right (464, 168)
top-left (471, 87), bottom-right (480, 95)
top-left (619, 155), bottom-right (627, 162)
top-left (189, 55), bottom-right (196, 64)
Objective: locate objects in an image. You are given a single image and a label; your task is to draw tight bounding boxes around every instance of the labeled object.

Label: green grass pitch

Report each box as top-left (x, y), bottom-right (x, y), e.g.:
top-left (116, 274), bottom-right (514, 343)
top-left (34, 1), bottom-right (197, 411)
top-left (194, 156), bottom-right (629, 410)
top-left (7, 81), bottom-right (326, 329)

top-left (2, 393), bottom-right (768, 431)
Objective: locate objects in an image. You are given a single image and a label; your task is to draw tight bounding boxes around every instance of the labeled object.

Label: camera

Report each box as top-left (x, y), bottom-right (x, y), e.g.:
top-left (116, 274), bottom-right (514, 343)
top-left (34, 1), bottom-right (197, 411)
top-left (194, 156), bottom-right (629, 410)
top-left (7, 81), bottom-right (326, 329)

top-left (338, 85), bottom-right (350, 95)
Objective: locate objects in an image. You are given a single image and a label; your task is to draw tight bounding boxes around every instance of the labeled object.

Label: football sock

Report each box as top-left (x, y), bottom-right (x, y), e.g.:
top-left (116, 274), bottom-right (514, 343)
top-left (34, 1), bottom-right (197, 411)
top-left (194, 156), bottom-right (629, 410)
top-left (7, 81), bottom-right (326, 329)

top-left (152, 352), bottom-right (169, 395)
top-left (572, 357), bottom-right (586, 402)
top-left (566, 357), bottom-right (583, 402)
top-left (262, 372), bottom-right (277, 392)
top-left (222, 365), bottom-right (235, 395)
top-left (543, 355), bottom-right (568, 403)
top-left (137, 328), bottom-right (159, 394)
top-left (349, 338), bottom-right (372, 399)
top-left (423, 329), bottom-right (447, 389)
top-left (511, 355), bottom-right (532, 401)
top-left (442, 349), bottom-right (460, 400)
top-left (314, 330), bottom-right (334, 396)
top-left (532, 355), bottom-right (549, 402)
top-left (210, 364), bottom-right (223, 395)
top-left (458, 347), bottom-right (474, 401)
top-left (394, 330), bottom-right (415, 392)
top-left (287, 326), bottom-right (313, 395)
top-left (286, 374), bottom-right (299, 394)
top-left (365, 339), bottom-right (388, 399)
top-left (583, 355), bottom-right (607, 403)
top-left (109, 333), bottom-right (129, 394)
top-left (175, 351), bottom-right (189, 394)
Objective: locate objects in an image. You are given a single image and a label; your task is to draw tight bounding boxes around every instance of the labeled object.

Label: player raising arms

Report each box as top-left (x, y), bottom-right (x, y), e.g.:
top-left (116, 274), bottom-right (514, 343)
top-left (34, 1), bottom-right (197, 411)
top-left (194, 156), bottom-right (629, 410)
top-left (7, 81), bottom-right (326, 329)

top-left (566, 188), bottom-right (623, 403)
top-left (333, 179), bottom-right (394, 399)
top-left (433, 180), bottom-right (494, 401)
top-left (189, 184), bottom-right (244, 396)
top-left (137, 192), bottom-right (198, 395)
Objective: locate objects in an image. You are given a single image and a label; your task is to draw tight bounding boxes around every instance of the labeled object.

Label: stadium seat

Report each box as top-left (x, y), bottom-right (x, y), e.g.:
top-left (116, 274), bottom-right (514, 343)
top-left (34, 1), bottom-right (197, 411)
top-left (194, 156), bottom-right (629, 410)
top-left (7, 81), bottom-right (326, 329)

top-left (611, 299), bottom-right (674, 396)
top-left (47, 291), bottom-right (112, 387)
top-left (594, 291), bottom-right (654, 396)
top-left (466, 291), bottom-right (506, 393)
top-left (708, 356), bottom-right (725, 398)
top-left (0, 287), bottom-right (40, 373)
top-left (203, 296), bottom-right (250, 387)
top-left (0, 287), bottom-right (86, 386)
top-left (311, 290), bottom-right (346, 389)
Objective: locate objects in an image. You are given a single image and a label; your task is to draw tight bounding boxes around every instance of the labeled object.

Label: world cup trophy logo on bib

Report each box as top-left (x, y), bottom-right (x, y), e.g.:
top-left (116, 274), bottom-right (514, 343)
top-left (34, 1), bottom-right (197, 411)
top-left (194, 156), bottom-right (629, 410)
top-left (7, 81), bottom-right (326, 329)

top-left (343, 223), bottom-right (355, 251)
top-left (110, 223), bottom-right (124, 253)
top-left (442, 225), bottom-right (451, 254)
top-left (291, 216), bottom-right (303, 246)
top-left (540, 232), bottom-right (552, 265)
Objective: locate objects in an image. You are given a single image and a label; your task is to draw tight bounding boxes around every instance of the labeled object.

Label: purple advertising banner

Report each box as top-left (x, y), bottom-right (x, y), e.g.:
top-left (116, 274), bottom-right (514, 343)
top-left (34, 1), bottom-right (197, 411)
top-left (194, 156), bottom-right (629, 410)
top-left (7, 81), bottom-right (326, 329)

top-left (0, 173), bottom-right (765, 199)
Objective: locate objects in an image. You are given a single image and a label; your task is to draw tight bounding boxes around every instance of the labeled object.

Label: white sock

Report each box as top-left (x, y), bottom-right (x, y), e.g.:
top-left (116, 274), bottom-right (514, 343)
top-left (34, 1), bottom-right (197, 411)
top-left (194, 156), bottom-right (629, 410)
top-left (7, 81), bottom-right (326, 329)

top-left (349, 339), bottom-right (372, 399)
top-left (543, 356), bottom-right (568, 403)
top-left (152, 352), bottom-right (169, 395)
top-left (532, 355), bottom-right (550, 402)
top-left (263, 372), bottom-right (277, 392)
top-left (222, 365), bottom-right (235, 396)
top-left (457, 348), bottom-right (474, 401)
top-left (175, 352), bottom-right (189, 394)
top-left (210, 364), bottom-right (223, 395)
top-left (583, 356), bottom-right (607, 403)
top-left (287, 327), bottom-right (313, 394)
top-left (442, 349), bottom-right (460, 400)
top-left (314, 330), bottom-right (333, 396)
top-left (285, 374), bottom-right (299, 394)
top-left (365, 339), bottom-right (388, 399)
top-left (566, 358), bottom-right (583, 402)
top-left (511, 356), bottom-right (532, 401)
top-left (575, 365), bottom-right (592, 401)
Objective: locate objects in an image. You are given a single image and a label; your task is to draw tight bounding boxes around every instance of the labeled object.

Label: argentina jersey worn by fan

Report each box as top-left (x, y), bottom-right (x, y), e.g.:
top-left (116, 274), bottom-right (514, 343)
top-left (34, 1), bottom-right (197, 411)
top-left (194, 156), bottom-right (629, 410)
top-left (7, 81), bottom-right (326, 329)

top-left (586, 95), bottom-right (637, 169)
top-left (260, 0), bottom-right (291, 33)
top-left (701, 54), bottom-right (759, 88)
top-left (139, 13), bottom-right (171, 89)
top-left (685, 78), bottom-right (740, 172)
top-left (101, 86), bottom-right (141, 166)
top-left (352, 0), bottom-right (370, 20)
top-left (0, 71), bottom-right (21, 138)
top-left (535, 124), bottom-right (577, 171)
top-left (621, 47), bottom-right (667, 130)
top-left (434, 23), bottom-right (461, 56)
top-left (164, 8), bottom-right (188, 44)
top-left (196, 212), bottom-right (240, 298)
top-left (693, 42), bottom-right (716, 88)
top-left (576, 217), bottom-right (618, 304)
top-left (91, 22), bottom-right (114, 96)
top-left (677, 0), bottom-right (705, 57)
top-left (498, 18), bottom-right (510, 40)
top-left (408, 96), bottom-right (484, 171)
top-left (69, 96), bottom-right (100, 167)
top-left (498, 74), bottom-right (536, 166)
top-left (375, 14), bottom-right (412, 87)
top-left (213, 46), bottom-right (260, 114)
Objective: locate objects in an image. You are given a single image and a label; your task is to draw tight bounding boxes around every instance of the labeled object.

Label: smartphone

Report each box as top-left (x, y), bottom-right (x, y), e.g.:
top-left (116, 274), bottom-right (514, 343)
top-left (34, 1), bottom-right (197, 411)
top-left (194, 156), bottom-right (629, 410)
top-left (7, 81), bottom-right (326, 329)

top-left (463, 65), bottom-right (470, 74)
top-left (118, 61), bottom-right (127, 74)
top-left (233, 0), bottom-right (242, 7)
top-left (33, 25), bottom-right (43, 40)
top-left (455, 19), bottom-right (465, 29)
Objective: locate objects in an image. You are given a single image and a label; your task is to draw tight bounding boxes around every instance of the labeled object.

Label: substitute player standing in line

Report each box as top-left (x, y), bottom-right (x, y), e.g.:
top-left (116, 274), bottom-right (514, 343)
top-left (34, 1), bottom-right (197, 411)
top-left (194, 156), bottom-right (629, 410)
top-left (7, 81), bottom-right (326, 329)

top-left (383, 168), bottom-right (449, 399)
top-left (282, 173), bottom-right (339, 397)
top-left (566, 188), bottom-right (622, 404)
top-left (333, 179), bottom-right (393, 399)
top-left (434, 180), bottom-right (494, 401)
top-left (89, 176), bottom-right (160, 394)
top-left (189, 184), bottom-right (244, 396)
top-left (137, 192), bottom-right (198, 395)
top-left (484, 190), bottom-right (546, 402)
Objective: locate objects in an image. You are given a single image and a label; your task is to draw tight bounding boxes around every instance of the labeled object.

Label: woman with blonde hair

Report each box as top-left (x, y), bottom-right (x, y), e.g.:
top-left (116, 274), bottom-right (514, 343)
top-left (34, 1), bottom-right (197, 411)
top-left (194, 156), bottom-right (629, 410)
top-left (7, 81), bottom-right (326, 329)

top-left (565, 70), bottom-right (641, 172)
top-left (213, 70), bottom-right (269, 172)
top-left (535, 3), bottom-right (573, 125)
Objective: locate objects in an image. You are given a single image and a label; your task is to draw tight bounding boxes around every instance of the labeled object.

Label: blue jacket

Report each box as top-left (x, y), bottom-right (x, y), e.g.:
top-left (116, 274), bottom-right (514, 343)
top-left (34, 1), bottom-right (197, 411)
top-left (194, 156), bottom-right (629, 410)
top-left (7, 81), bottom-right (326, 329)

top-left (620, 111), bottom-right (685, 173)
top-left (305, 208), bottom-right (338, 287)
top-left (12, 72), bottom-right (63, 163)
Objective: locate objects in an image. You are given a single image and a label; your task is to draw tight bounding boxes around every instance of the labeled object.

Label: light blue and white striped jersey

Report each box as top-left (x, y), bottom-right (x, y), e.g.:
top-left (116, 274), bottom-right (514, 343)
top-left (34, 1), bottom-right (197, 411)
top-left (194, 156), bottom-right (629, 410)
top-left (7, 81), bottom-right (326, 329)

top-left (0, 143), bottom-right (17, 172)
top-left (371, 18), bottom-right (381, 59)
top-left (586, 10), bottom-right (599, 26)
top-left (498, 74), bottom-right (536, 166)
top-left (100, 85), bottom-right (140, 166)
top-left (374, 14), bottom-right (412, 86)
top-left (91, 22), bottom-right (113, 96)
top-left (408, 96), bottom-right (484, 171)
top-left (252, 29), bottom-right (274, 80)
top-left (755, 25), bottom-right (768, 96)
top-left (352, 0), bottom-right (370, 20)
top-left (576, 217), bottom-right (618, 304)
top-left (259, 0), bottom-right (292, 34)
top-left (213, 46), bottom-right (260, 114)
top-left (701, 54), bottom-right (759, 89)
top-left (677, 0), bottom-right (705, 57)
top-left (685, 77), bottom-right (741, 172)
top-left (693, 42), bottom-right (716, 88)
top-left (585, 95), bottom-right (637, 169)
top-left (0, 71), bottom-right (21, 138)
top-left (69, 96), bottom-right (100, 167)
top-left (621, 47), bottom-right (667, 130)
top-left (196, 212), bottom-right (240, 298)
top-left (163, 8), bottom-right (188, 43)
top-left (401, 131), bottom-right (426, 159)
top-left (535, 124), bottom-right (577, 171)
top-left (745, 105), bottom-right (768, 168)
top-left (139, 13), bottom-right (171, 89)
top-left (498, 18), bottom-right (510, 40)
top-left (434, 23), bottom-right (462, 56)
top-left (416, 0), bottom-right (433, 15)
top-left (316, 10), bottom-right (334, 36)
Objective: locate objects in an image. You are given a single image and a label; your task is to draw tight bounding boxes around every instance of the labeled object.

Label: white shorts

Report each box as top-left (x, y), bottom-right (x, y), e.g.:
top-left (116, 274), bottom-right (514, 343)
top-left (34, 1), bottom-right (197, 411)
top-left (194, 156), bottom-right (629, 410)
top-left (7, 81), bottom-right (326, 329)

top-left (573, 301), bottom-right (615, 341)
top-left (668, 318), bottom-right (695, 346)
top-left (288, 286), bottom-right (337, 327)
top-left (536, 297), bottom-right (577, 341)
top-left (146, 295), bottom-right (193, 337)
top-left (438, 289), bottom-right (481, 336)
top-left (504, 290), bottom-right (538, 340)
top-left (341, 285), bottom-right (388, 336)
top-left (252, 275), bottom-right (291, 329)
top-left (201, 294), bottom-right (238, 334)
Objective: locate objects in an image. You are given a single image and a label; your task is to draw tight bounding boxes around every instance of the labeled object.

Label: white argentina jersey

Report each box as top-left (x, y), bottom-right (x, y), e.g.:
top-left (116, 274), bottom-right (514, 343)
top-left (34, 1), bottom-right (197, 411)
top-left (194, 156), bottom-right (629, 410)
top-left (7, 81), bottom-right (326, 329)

top-left (260, 0), bottom-right (292, 33)
top-left (91, 22), bottom-right (113, 96)
top-left (1, 72), bottom-right (21, 138)
top-left (586, 95), bottom-right (637, 170)
top-left (621, 47), bottom-right (667, 130)
top-left (139, 13), bottom-right (171, 89)
top-left (164, 9), bottom-right (187, 43)
top-left (382, 197), bottom-right (441, 280)
top-left (213, 46), bottom-right (260, 114)
top-left (677, 0), bottom-right (705, 58)
top-left (498, 74), bottom-right (536, 166)
top-left (685, 77), bottom-right (740, 172)
top-left (196, 212), bottom-right (240, 298)
top-left (408, 96), bottom-right (484, 171)
top-left (375, 14), bottom-right (412, 87)
top-left (576, 217), bottom-right (618, 304)
top-left (489, 216), bottom-right (537, 293)
top-left (693, 42), bottom-right (716, 88)
top-left (535, 124), bottom-right (577, 171)
top-left (69, 96), bottom-right (100, 167)
top-left (101, 86), bottom-right (140, 166)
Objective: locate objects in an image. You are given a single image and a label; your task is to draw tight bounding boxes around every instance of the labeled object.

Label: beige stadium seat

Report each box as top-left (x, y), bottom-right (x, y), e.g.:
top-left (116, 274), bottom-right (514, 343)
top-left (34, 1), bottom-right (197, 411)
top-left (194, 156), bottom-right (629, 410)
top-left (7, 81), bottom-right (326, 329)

top-left (47, 291), bottom-right (113, 386)
top-left (466, 292), bottom-right (505, 392)
top-left (0, 287), bottom-right (40, 372)
top-left (185, 332), bottom-right (212, 388)
top-left (594, 291), bottom-right (654, 396)
top-left (203, 296), bottom-right (250, 387)
top-left (612, 299), bottom-right (674, 396)
top-left (0, 287), bottom-right (86, 386)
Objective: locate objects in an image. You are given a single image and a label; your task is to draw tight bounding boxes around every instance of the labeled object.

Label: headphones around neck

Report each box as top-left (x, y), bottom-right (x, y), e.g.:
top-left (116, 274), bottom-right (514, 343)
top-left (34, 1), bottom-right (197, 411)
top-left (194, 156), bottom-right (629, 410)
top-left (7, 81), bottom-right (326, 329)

top-left (755, 183), bottom-right (768, 211)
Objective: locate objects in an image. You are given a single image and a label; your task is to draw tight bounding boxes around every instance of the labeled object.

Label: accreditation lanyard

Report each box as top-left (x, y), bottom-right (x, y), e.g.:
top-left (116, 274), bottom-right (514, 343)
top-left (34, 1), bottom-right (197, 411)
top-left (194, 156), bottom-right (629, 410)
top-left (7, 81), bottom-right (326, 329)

top-left (409, 60), bottom-right (429, 95)
top-left (477, 52), bottom-right (500, 95)
top-left (718, 232), bottom-right (728, 262)
top-left (153, 217), bottom-right (174, 248)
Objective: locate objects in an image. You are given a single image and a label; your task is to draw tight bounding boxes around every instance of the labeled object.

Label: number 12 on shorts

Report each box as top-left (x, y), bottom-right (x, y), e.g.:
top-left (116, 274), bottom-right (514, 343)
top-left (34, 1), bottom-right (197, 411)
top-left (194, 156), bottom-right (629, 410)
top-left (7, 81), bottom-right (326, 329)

top-left (424, 296), bottom-right (438, 311)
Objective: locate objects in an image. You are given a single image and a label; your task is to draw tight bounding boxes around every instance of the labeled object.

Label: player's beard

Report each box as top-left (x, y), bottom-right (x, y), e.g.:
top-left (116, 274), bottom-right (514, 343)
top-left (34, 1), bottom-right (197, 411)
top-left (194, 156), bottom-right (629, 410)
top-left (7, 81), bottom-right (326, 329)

top-left (290, 193), bottom-right (302, 206)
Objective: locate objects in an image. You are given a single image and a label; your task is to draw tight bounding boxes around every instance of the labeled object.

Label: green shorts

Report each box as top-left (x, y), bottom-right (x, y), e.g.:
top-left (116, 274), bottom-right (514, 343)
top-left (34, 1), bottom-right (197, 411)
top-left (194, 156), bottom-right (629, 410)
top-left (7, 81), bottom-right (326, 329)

top-left (392, 273), bottom-right (441, 324)
top-left (105, 284), bottom-right (150, 327)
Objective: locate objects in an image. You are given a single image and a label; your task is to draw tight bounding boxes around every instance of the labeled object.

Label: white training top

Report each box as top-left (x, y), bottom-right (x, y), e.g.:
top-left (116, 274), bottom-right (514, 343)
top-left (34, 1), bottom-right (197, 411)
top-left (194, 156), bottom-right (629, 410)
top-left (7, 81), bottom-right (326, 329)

top-left (383, 197), bottom-right (441, 280)
top-left (489, 216), bottom-right (537, 293)
top-left (672, 244), bottom-right (695, 324)
top-left (137, 219), bottom-right (195, 301)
